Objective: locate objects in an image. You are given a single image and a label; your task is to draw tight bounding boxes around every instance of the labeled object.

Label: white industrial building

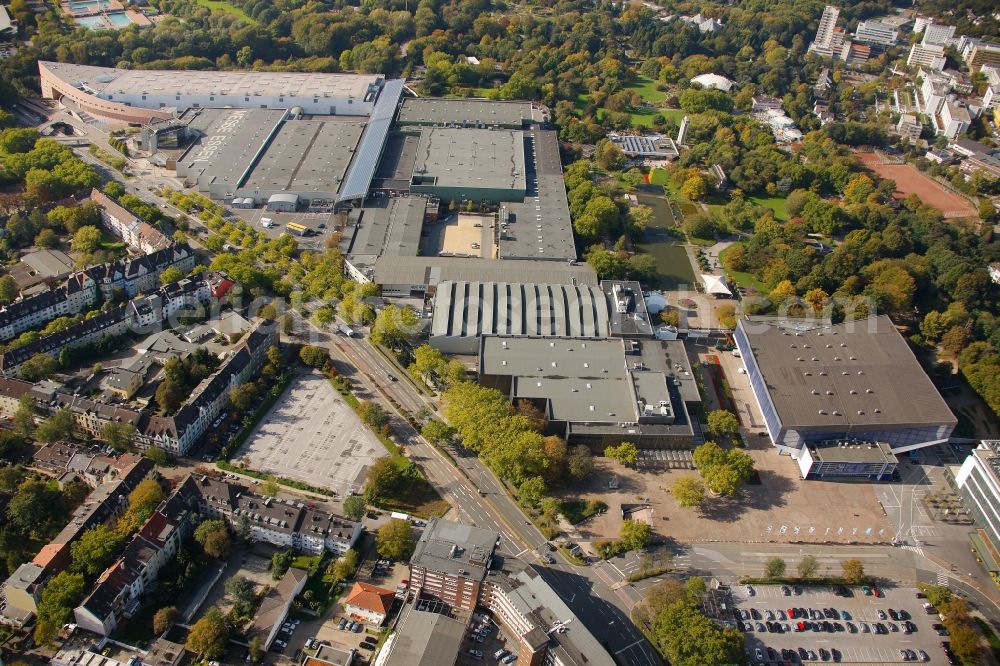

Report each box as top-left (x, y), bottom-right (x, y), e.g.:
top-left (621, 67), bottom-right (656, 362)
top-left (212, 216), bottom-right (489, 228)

top-left (854, 20), bottom-right (898, 47)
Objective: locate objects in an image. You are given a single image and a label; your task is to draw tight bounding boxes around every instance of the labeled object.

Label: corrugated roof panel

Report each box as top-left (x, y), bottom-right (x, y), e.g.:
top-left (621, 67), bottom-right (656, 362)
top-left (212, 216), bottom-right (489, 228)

top-left (337, 79), bottom-right (404, 202)
top-left (481, 282), bottom-right (496, 336)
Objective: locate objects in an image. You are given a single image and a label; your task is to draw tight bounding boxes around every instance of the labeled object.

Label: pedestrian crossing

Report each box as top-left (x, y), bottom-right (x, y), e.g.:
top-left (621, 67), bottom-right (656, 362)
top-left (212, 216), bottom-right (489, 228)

top-left (899, 544), bottom-right (924, 557)
top-left (937, 571), bottom-right (949, 586)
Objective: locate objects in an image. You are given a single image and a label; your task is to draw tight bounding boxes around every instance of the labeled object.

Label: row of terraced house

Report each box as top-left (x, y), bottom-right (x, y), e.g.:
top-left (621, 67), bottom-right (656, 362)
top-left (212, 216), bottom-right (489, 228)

top-left (0, 317), bottom-right (277, 455)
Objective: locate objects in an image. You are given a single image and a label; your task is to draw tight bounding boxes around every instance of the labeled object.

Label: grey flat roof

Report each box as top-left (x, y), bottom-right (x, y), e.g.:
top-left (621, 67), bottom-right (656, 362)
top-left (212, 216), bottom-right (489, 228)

top-left (497, 129), bottom-right (576, 261)
top-left (176, 108), bottom-right (285, 189)
top-left (241, 119), bottom-right (364, 194)
top-left (601, 280), bottom-right (654, 337)
top-left (481, 337), bottom-right (638, 423)
top-left (738, 315), bottom-right (956, 430)
top-left (410, 517), bottom-right (497, 579)
top-left (413, 127), bottom-right (526, 192)
top-left (397, 97), bottom-right (532, 127)
top-left (346, 196), bottom-right (426, 257)
top-left (430, 280), bottom-right (609, 339)
top-left (368, 256), bottom-right (598, 287)
top-left (808, 440), bottom-right (898, 463)
top-left (382, 602), bottom-right (466, 666)
top-left (41, 61), bottom-right (379, 100)
top-left (21, 249), bottom-right (75, 278)
top-left (338, 78), bottom-right (404, 202)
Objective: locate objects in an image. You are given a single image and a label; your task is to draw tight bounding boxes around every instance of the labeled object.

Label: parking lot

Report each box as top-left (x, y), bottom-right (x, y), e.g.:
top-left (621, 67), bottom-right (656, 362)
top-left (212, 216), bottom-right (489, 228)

top-left (232, 370), bottom-right (384, 494)
top-left (456, 614), bottom-right (519, 665)
top-left (733, 585), bottom-right (949, 664)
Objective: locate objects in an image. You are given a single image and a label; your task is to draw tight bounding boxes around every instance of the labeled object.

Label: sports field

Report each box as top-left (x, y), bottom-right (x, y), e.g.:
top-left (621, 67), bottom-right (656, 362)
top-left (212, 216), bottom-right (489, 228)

top-left (856, 152), bottom-right (977, 219)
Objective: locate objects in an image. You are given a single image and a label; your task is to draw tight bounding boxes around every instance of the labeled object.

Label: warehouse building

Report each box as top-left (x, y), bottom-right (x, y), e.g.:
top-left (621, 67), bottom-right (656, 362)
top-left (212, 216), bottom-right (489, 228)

top-left (478, 336), bottom-right (696, 449)
top-left (429, 281), bottom-right (610, 354)
top-left (396, 98), bottom-right (535, 128)
top-left (410, 127), bottom-right (527, 203)
top-left (734, 315), bottom-right (957, 456)
top-left (39, 61), bottom-right (385, 124)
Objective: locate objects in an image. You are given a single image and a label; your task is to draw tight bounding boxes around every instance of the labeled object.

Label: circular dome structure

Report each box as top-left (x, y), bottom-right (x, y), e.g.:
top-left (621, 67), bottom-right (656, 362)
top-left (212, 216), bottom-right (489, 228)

top-left (290, 106), bottom-right (304, 118)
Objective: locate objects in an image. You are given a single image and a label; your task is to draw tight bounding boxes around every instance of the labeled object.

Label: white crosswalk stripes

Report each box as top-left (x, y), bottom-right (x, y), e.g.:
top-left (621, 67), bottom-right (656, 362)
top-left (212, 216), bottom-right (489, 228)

top-left (937, 571), bottom-right (950, 586)
top-left (899, 544), bottom-right (924, 557)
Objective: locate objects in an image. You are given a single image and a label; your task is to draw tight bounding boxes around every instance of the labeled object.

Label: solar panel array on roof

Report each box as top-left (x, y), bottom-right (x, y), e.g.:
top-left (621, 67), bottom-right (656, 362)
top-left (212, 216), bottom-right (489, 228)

top-left (338, 79), bottom-right (404, 202)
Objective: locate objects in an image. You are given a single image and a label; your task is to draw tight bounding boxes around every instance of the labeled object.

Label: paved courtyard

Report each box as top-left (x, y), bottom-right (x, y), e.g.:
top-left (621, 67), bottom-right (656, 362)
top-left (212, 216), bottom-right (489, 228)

top-left (233, 370), bottom-right (384, 494)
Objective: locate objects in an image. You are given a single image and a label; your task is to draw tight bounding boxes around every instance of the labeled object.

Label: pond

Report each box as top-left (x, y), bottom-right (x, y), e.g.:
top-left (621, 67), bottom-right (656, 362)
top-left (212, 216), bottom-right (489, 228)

top-left (635, 187), bottom-right (697, 290)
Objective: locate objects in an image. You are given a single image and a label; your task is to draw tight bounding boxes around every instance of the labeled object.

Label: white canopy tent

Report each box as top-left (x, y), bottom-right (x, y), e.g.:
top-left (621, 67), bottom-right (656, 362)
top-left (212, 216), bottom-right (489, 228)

top-left (700, 273), bottom-right (732, 297)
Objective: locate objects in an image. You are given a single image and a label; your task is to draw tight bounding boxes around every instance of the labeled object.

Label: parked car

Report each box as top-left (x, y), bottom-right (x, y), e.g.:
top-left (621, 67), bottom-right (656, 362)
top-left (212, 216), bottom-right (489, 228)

top-left (338, 618), bottom-right (347, 630)
top-left (468, 650), bottom-right (483, 659)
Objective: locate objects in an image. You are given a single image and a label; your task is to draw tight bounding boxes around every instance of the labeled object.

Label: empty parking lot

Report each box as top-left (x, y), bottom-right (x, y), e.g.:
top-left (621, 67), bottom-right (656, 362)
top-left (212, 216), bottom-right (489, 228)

top-left (233, 370), bottom-right (384, 494)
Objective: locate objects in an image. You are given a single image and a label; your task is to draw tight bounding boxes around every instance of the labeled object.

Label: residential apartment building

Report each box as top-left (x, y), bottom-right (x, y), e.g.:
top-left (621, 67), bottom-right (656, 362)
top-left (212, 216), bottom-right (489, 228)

top-left (908, 43), bottom-right (947, 71)
top-left (74, 480), bottom-right (199, 635)
top-left (918, 70), bottom-right (951, 115)
top-left (921, 22), bottom-right (956, 47)
top-left (186, 474), bottom-right (362, 555)
top-left (1, 457), bottom-right (156, 625)
top-left (0, 306), bottom-right (131, 376)
top-left (955, 440), bottom-right (1000, 568)
top-left (854, 20), bottom-right (898, 47)
top-left (408, 518), bottom-right (497, 612)
top-left (0, 243), bottom-right (193, 343)
top-left (808, 5), bottom-right (842, 58)
top-left (935, 100), bottom-right (972, 140)
top-left (91, 189), bottom-right (172, 255)
top-left (967, 42), bottom-right (1000, 69)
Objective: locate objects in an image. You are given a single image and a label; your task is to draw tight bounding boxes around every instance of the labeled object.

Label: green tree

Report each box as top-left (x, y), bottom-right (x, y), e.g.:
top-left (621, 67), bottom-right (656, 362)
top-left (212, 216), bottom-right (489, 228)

top-left (0, 274), bottom-right (18, 304)
top-left (13, 393), bottom-right (35, 438)
top-left (797, 555), bottom-right (819, 579)
top-left (159, 266), bottom-right (184, 285)
top-left (421, 419), bottom-right (455, 444)
top-left (224, 575), bottom-right (256, 615)
top-left (271, 550), bottom-right (293, 580)
top-left (101, 422), bottom-right (136, 451)
top-left (331, 549), bottom-right (360, 582)
top-left (299, 345), bottom-right (330, 369)
top-left (358, 400), bottom-right (391, 429)
top-left (680, 174), bottom-right (707, 201)
top-left (567, 445), bottom-right (594, 480)
top-left (370, 304), bottom-right (420, 347)
top-left (33, 228), bottom-right (57, 249)
top-left (186, 607), bottom-right (230, 659)
top-left (71, 225), bottom-right (102, 254)
top-left (765, 557), bottom-right (786, 579)
top-left (604, 442), bottom-right (638, 466)
top-left (20, 353), bottom-right (59, 382)
top-left (706, 410), bottom-right (740, 438)
top-left (36, 408), bottom-right (75, 444)
top-left (71, 523), bottom-right (125, 576)
top-left (620, 519), bottom-right (652, 551)
top-left (841, 559), bottom-right (865, 584)
top-left (518, 476), bottom-right (546, 507)
top-left (144, 446), bottom-right (169, 466)
top-left (35, 571), bottom-right (85, 645)
top-left (594, 139), bottom-right (625, 171)
top-left (376, 518), bottom-right (416, 560)
top-left (673, 477), bottom-right (705, 508)
top-left (248, 636), bottom-right (264, 665)
top-left (155, 379), bottom-right (184, 414)
top-left (261, 476), bottom-right (279, 497)
top-left (7, 479), bottom-right (61, 534)
top-left (364, 456), bottom-right (401, 503)
top-left (152, 606), bottom-right (180, 635)
top-left (342, 495), bottom-right (367, 522)
top-left (203, 528), bottom-right (231, 560)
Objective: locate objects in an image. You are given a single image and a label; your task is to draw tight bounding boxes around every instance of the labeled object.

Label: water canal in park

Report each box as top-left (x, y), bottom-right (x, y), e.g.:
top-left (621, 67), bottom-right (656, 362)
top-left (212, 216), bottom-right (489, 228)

top-left (634, 186), bottom-right (698, 290)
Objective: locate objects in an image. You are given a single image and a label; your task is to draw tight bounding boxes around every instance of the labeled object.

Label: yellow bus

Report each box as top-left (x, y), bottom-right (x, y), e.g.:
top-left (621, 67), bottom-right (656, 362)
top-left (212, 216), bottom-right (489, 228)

top-left (286, 222), bottom-right (309, 237)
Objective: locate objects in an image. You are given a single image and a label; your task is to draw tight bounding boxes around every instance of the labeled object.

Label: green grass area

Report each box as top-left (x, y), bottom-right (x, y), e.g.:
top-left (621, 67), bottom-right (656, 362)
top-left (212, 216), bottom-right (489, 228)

top-left (649, 167), bottom-right (670, 186)
top-left (597, 107), bottom-right (661, 128)
top-left (749, 195), bottom-right (789, 221)
top-left (728, 270), bottom-right (769, 293)
top-left (626, 76), bottom-right (667, 104)
top-left (192, 0), bottom-right (255, 22)
top-left (99, 230), bottom-right (127, 253)
top-left (559, 546), bottom-right (588, 567)
top-left (659, 108), bottom-right (685, 122)
top-left (575, 93), bottom-right (590, 112)
top-left (558, 499), bottom-right (608, 525)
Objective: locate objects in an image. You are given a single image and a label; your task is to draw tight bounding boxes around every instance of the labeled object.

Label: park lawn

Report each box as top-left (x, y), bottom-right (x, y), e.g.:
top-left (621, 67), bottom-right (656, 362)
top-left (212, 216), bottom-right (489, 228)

top-left (729, 270), bottom-right (769, 293)
top-left (575, 93), bottom-right (590, 112)
top-left (649, 167), bottom-right (669, 186)
top-left (626, 76), bottom-right (667, 104)
top-left (192, 0), bottom-right (255, 22)
top-left (749, 195), bottom-right (789, 221)
top-left (659, 108), bottom-right (685, 122)
top-left (597, 107), bottom-right (659, 128)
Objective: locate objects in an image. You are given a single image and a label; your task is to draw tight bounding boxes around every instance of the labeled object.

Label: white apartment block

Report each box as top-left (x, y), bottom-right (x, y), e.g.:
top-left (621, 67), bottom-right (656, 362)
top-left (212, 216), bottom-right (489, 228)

top-left (918, 71), bottom-right (951, 115)
top-left (934, 100), bottom-right (972, 140)
top-left (983, 67), bottom-right (1000, 109)
top-left (808, 5), bottom-right (843, 58)
top-left (956, 441), bottom-right (1000, 555)
top-left (922, 22), bottom-right (956, 47)
top-left (908, 43), bottom-right (948, 71)
top-left (854, 20), bottom-right (898, 47)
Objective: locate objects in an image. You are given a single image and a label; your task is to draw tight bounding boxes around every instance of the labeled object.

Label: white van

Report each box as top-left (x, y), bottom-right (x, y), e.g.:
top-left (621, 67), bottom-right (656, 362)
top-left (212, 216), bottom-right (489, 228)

top-left (261, 217), bottom-right (274, 228)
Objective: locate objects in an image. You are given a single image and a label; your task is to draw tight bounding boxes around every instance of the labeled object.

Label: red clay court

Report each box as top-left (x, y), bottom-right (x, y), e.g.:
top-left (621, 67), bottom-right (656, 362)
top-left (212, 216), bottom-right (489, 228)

top-left (856, 151), bottom-right (978, 219)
